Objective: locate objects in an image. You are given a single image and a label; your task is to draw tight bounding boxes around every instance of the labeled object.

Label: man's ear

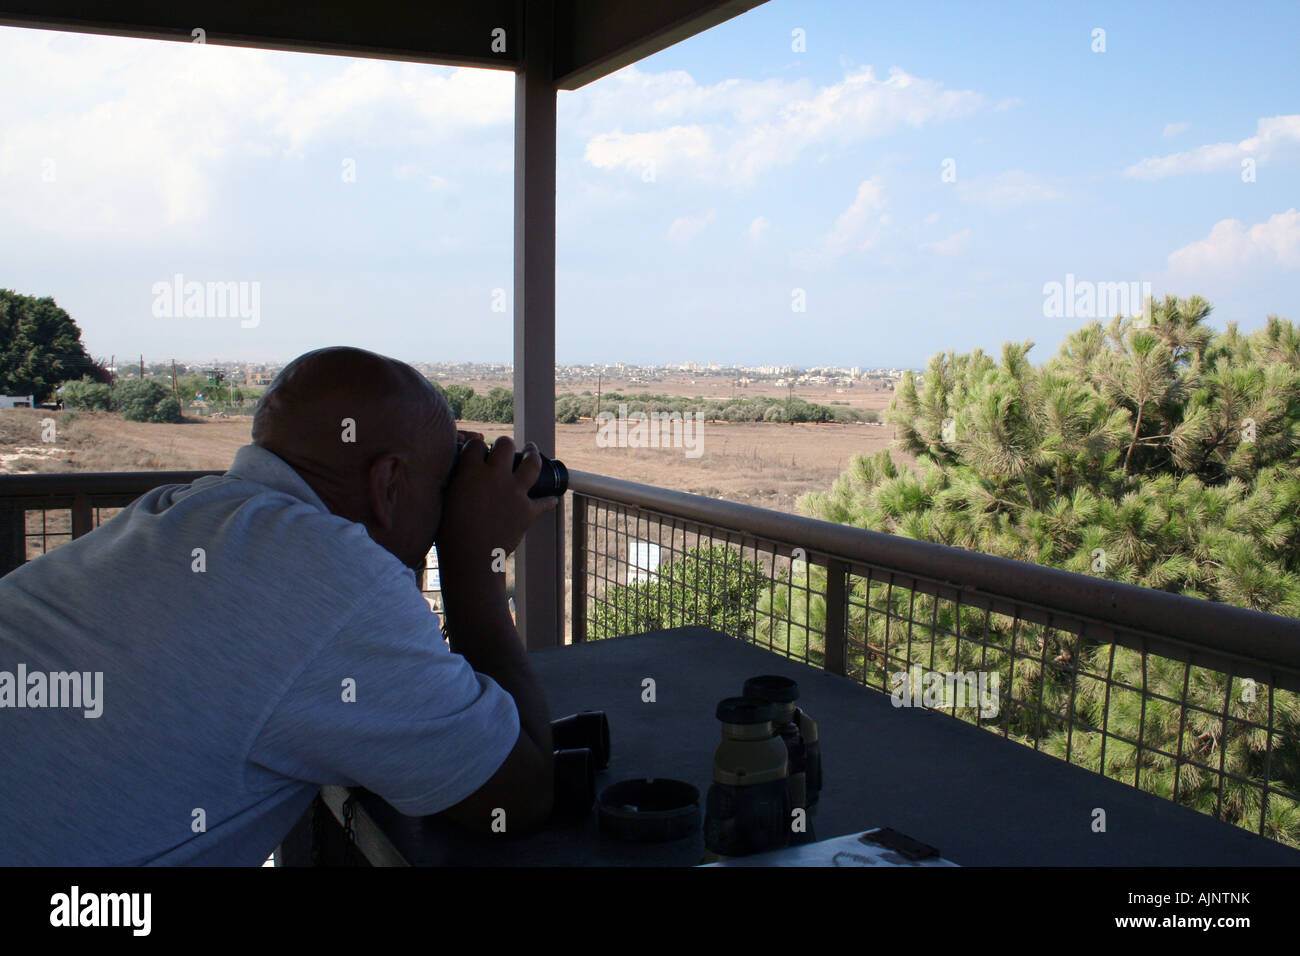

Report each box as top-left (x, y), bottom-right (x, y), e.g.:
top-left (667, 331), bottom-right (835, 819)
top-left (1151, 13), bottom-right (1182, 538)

top-left (366, 454), bottom-right (404, 531)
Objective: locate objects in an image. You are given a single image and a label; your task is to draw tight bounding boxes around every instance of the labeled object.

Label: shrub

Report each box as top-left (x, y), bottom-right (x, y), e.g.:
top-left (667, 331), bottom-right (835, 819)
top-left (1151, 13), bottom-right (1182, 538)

top-left (588, 545), bottom-right (764, 640)
top-left (115, 378), bottom-right (183, 423)
top-left (59, 377), bottom-right (113, 411)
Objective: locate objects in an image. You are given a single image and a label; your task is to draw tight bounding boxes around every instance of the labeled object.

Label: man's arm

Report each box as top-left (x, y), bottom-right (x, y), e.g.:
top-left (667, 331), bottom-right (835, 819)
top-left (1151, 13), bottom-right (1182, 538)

top-left (433, 436), bottom-right (557, 833)
top-left (436, 547), bottom-right (554, 832)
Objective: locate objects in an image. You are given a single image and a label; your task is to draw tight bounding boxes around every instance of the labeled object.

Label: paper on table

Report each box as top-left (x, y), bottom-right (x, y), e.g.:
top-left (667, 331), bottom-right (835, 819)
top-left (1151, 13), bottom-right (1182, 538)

top-left (698, 829), bottom-right (959, 867)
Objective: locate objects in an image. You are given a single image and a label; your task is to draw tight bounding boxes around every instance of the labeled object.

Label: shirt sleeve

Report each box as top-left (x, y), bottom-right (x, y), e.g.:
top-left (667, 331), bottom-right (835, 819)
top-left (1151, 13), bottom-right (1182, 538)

top-left (246, 567), bottom-right (520, 816)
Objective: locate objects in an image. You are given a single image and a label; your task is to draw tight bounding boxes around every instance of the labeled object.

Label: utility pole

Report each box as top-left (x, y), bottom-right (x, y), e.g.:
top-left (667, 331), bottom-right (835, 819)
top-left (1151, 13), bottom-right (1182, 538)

top-left (594, 371), bottom-right (602, 431)
top-left (140, 354), bottom-right (144, 379)
top-left (171, 360), bottom-right (178, 400)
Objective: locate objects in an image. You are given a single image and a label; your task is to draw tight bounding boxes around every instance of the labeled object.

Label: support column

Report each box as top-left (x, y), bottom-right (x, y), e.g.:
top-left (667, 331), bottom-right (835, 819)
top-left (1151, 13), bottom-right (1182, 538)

top-left (0, 502), bottom-right (24, 578)
top-left (513, 0), bottom-right (562, 649)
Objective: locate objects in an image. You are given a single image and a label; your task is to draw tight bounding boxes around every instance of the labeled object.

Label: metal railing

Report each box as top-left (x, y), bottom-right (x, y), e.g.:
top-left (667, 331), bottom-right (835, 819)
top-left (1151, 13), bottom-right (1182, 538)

top-left (0, 470), bottom-right (449, 613)
top-left (568, 470), bottom-right (1300, 847)
top-left (0, 471), bottom-right (222, 574)
top-left (4, 468), bottom-right (1299, 847)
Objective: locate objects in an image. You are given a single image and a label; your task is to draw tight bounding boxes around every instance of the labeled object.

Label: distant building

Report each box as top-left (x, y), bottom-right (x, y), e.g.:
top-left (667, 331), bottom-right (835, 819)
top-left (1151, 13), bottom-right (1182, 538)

top-left (0, 395), bottom-right (34, 409)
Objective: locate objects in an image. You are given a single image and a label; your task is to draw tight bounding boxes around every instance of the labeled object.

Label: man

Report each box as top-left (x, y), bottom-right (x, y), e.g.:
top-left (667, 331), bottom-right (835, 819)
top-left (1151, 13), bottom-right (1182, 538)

top-left (0, 346), bottom-right (556, 864)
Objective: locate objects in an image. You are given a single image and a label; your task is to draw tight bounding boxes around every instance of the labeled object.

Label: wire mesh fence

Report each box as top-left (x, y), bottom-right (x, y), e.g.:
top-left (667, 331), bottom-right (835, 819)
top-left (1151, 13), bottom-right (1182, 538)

top-left (4, 471), bottom-right (1297, 847)
top-left (571, 488), bottom-right (1300, 848)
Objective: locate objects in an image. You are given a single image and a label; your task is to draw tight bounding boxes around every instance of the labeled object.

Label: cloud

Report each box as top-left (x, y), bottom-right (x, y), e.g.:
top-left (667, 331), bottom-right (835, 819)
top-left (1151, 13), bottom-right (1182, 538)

top-left (0, 29), bottom-right (512, 238)
top-left (923, 211), bottom-right (941, 225)
top-left (1167, 209), bottom-right (1300, 274)
top-left (394, 164), bottom-right (451, 190)
top-left (578, 64), bottom-right (986, 187)
top-left (921, 228), bottom-right (972, 255)
top-left (747, 216), bottom-right (770, 242)
top-left (667, 209), bottom-right (716, 244)
top-left (584, 125), bottom-right (713, 182)
top-left (823, 178), bottom-right (888, 255)
top-left (1125, 115), bottom-right (1300, 179)
top-left (955, 170), bottom-right (1063, 207)
top-left (1162, 121), bottom-right (1190, 138)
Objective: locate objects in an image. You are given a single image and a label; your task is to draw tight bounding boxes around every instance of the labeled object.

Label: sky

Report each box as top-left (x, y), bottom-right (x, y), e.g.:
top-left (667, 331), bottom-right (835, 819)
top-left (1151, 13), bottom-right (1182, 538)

top-left (0, 0), bottom-right (1297, 370)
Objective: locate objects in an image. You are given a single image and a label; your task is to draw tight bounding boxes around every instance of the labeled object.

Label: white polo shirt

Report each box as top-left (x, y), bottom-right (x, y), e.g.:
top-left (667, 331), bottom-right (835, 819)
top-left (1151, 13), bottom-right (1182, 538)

top-left (0, 443), bottom-right (519, 865)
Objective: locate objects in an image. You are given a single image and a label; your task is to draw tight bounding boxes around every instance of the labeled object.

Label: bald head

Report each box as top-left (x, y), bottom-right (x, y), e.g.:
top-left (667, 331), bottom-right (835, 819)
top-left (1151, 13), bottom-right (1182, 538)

top-left (253, 347), bottom-right (458, 569)
top-left (254, 347), bottom-right (450, 468)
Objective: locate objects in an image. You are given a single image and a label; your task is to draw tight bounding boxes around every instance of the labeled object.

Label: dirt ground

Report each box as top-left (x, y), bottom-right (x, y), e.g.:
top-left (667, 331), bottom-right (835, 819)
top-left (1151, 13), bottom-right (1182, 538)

top-left (0, 407), bottom-right (907, 513)
top-left (460, 371), bottom-right (900, 414)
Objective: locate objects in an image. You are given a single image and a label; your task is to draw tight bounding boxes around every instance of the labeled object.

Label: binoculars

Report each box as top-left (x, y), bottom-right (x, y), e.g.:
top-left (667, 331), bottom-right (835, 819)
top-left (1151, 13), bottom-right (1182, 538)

top-left (703, 676), bottom-right (821, 860)
top-left (551, 710), bottom-right (610, 820)
top-left (455, 439), bottom-right (568, 498)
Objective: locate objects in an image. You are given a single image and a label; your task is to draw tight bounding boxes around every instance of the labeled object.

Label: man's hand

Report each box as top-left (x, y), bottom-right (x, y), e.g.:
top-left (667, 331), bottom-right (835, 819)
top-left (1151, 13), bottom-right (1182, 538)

top-left (437, 436), bottom-right (558, 563)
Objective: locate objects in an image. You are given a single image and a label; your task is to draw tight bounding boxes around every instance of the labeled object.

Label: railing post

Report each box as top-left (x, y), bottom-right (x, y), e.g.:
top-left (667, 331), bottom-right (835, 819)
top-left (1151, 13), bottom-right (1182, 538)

top-left (0, 502), bottom-right (24, 578)
top-left (825, 558), bottom-right (848, 676)
top-left (570, 492), bottom-right (587, 644)
top-left (71, 494), bottom-right (93, 539)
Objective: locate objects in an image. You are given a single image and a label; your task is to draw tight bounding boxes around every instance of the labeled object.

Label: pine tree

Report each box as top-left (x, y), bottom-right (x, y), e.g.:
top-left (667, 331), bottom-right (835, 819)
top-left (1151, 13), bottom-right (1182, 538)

top-left (771, 297), bottom-right (1300, 844)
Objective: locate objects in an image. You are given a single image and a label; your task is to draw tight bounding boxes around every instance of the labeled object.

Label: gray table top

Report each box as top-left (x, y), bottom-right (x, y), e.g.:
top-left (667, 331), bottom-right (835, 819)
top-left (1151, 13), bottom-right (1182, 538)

top-left (357, 626), bottom-right (1300, 866)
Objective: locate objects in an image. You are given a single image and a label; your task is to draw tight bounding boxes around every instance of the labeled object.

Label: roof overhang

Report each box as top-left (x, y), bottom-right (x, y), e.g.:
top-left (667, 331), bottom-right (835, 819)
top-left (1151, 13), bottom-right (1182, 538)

top-left (0, 0), bottom-right (767, 86)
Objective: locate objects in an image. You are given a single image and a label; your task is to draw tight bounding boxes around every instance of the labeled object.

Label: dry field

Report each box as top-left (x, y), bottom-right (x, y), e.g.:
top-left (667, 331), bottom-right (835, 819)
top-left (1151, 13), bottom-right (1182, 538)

top-left (0, 409), bottom-right (253, 474)
top-left (0, 407), bottom-right (908, 514)
top-left (456, 371), bottom-right (900, 415)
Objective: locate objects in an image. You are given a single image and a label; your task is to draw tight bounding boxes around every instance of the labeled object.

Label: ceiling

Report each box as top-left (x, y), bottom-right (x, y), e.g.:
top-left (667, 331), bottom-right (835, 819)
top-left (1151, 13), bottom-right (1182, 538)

top-left (0, 0), bottom-right (767, 88)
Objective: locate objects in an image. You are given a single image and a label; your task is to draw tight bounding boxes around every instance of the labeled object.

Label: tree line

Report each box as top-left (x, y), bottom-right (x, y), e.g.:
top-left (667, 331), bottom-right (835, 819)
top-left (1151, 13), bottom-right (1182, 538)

top-left (432, 383), bottom-right (879, 425)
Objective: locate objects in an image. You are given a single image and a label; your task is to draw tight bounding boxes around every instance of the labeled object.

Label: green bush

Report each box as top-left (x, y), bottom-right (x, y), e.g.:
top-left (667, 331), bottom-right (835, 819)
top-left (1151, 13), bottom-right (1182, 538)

top-left (555, 395), bottom-right (582, 424)
top-left (433, 382), bottom-right (476, 419)
top-left (588, 545), bottom-right (764, 641)
top-left (115, 378), bottom-right (183, 423)
top-left (59, 377), bottom-right (113, 411)
top-left (153, 395), bottom-right (182, 423)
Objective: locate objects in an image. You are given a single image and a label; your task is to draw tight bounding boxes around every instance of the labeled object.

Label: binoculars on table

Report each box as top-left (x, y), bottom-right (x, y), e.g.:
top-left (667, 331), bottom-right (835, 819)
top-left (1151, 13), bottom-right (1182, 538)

top-left (454, 439), bottom-right (568, 499)
top-left (550, 710), bottom-right (610, 820)
top-left (703, 675), bottom-right (822, 860)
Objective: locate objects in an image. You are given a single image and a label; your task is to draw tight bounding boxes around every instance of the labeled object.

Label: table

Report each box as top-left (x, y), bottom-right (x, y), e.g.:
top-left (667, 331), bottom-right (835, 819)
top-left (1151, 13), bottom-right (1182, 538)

top-left (352, 627), bottom-right (1300, 866)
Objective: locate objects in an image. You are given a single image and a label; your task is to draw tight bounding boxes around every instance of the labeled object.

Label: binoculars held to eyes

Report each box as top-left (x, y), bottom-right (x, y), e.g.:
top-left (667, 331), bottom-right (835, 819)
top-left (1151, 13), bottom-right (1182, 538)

top-left (455, 439), bottom-right (569, 498)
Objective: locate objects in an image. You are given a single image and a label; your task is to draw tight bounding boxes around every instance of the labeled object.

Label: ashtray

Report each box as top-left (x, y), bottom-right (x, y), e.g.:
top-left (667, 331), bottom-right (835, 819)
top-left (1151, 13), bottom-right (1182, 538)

top-left (597, 778), bottom-right (701, 843)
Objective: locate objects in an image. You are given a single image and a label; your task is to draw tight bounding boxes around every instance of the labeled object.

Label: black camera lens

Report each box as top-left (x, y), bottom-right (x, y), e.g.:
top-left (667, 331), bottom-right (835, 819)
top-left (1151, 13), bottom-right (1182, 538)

top-left (456, 440), bottom-right (568, 498)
